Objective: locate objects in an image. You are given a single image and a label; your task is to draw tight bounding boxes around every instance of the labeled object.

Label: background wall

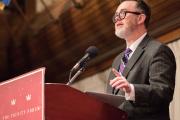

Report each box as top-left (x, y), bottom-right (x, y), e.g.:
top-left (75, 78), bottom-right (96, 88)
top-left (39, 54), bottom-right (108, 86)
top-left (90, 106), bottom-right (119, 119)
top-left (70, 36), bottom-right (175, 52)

top-left (168, 39), bottom-right (180, 120)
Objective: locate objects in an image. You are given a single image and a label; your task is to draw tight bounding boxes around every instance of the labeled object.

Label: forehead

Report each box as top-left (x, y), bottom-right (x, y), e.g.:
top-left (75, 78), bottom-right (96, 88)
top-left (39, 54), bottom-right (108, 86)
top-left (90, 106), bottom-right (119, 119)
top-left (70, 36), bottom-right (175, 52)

top-left (116, 1), bottom-right (138, 12)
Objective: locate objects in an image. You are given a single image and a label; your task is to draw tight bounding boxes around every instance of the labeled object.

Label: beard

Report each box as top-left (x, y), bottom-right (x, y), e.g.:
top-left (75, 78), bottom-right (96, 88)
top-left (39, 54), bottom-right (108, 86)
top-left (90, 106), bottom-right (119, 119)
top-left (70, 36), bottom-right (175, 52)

top-left (115, 22), bottom-right (136, 39)
top-left (115, 27), bottom-right (128, 39)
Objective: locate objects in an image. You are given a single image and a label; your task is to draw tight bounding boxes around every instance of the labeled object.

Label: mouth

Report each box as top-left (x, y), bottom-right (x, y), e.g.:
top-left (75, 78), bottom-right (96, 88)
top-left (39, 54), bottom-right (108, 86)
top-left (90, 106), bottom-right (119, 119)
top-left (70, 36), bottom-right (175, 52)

top-left (116, 22), bottom-right (123, 27)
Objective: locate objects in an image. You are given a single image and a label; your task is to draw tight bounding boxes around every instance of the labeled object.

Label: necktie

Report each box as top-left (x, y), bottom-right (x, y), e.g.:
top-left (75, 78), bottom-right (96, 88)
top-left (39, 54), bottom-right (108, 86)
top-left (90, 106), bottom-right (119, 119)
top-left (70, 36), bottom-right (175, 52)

top-left (113, 48), bottom-right (132, 95)
top-left (119, 48), bottom-right (132, 73)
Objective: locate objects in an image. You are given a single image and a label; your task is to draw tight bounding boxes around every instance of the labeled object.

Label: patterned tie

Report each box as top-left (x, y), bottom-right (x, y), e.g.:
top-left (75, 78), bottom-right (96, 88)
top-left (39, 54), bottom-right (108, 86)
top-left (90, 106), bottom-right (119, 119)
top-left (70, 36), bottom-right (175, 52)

top-left (119, 48), bottom-right (132, 73)
top-left (112, 48), bottom-right (132, 95)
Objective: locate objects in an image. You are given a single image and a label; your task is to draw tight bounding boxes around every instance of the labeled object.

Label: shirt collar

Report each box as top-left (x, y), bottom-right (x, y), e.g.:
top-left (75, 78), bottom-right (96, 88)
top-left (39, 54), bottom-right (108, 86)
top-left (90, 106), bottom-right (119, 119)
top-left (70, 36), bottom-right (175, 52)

top-left (128, 32), bottom-right (147, 52)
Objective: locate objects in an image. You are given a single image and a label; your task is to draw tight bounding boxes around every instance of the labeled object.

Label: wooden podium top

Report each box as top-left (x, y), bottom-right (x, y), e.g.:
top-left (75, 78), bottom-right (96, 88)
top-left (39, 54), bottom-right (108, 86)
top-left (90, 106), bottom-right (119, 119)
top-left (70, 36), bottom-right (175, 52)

top-left (45, 83), bottom-right (127, 120)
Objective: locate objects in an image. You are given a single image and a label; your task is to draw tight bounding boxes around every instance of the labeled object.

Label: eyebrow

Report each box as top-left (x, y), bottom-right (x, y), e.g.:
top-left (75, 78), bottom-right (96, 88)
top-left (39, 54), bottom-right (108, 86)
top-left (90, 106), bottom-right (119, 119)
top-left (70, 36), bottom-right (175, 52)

top-left (118, 9), bottom-right (127, 12)
top-left (120, 9), bottom-right (127, 11)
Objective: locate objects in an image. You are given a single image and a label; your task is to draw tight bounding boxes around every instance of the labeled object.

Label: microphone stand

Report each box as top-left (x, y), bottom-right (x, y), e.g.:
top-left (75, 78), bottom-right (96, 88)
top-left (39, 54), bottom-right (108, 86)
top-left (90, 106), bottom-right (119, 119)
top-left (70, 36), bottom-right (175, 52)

top-left (66, 67), bottom-right (85, 85)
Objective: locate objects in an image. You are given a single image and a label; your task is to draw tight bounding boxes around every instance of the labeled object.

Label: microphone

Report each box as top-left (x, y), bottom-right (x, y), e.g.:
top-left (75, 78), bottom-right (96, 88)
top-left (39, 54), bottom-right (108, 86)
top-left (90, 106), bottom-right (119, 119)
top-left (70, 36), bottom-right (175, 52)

top-left (71, 46), bottom-right (98, 71)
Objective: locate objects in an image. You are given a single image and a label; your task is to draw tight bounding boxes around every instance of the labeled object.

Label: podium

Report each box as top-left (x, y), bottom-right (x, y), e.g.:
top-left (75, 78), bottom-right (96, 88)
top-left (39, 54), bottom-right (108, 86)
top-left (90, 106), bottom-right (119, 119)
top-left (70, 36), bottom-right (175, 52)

top-left (0, 68), bottom-right (127, 120)
top-left (45, 83), bottom-right (127, 120)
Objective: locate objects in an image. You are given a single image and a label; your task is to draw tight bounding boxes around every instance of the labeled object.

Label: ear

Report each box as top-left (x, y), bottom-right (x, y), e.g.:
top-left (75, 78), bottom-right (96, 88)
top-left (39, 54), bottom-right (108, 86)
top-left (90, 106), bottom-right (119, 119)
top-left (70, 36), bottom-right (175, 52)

top-left (137, 14), bottom-right (146, 25)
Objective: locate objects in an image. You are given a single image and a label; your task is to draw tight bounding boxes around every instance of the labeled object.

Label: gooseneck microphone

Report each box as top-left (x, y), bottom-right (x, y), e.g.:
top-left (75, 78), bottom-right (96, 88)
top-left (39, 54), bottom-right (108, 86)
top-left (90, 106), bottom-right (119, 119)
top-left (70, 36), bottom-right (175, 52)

top-left (67, 46), bottom-right (98, 85)
top-left (71, 46), bottom-right (98, 72)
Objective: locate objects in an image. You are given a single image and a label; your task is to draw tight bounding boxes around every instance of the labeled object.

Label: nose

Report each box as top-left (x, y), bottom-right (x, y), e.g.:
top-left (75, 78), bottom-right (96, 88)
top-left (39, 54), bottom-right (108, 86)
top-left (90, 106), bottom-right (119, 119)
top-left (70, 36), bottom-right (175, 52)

top-left (113, 15), bottom-right (122, 23)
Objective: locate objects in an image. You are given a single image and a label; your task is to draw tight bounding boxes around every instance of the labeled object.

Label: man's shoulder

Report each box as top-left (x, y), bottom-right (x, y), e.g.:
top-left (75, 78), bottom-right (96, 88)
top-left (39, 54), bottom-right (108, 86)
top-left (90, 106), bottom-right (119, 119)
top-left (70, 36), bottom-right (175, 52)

top-left (145, 37), bottom-right (169, 51)
top-left (145, 37), bottom-right (175, 59)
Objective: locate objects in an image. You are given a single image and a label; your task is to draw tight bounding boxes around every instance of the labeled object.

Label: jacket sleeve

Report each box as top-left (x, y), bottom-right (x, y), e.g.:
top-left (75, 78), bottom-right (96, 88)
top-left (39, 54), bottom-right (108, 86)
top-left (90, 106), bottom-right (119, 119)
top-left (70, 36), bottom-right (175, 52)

top-left (134, 45), bottom-right (176, 107)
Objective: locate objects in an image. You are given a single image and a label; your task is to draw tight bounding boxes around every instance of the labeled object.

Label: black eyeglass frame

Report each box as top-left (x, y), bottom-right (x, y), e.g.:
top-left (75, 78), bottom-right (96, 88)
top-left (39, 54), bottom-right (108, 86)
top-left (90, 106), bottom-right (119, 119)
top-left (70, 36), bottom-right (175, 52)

top-left (112, 11), bottom-right (143, 23)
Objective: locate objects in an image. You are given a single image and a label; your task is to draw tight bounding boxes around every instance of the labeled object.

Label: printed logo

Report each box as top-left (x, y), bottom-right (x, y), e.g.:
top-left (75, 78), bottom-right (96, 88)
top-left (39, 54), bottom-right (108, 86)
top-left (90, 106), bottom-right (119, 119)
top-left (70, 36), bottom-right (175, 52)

top-left (11, 99), bottom-right (16, 106)
top-left (26, 94), bottom-right (32, 101)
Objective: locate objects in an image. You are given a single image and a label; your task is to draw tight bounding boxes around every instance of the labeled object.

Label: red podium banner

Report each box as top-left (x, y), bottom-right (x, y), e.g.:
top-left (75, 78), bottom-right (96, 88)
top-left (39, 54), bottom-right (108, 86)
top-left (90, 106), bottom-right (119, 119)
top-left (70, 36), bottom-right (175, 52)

top-left (0, 68), bottom-right (45, 120)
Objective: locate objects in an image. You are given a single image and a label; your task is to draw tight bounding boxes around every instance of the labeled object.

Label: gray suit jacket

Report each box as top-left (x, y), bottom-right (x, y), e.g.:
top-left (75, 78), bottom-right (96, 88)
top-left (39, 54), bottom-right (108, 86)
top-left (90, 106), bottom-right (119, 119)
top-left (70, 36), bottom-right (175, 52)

top-left (107, 35), bottom-right (176, 120)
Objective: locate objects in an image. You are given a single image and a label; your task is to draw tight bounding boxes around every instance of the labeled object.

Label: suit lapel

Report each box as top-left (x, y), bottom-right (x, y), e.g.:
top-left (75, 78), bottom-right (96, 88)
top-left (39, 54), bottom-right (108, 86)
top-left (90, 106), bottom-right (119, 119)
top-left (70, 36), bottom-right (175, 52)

top-left (122, 35), bottom-right (151, 78)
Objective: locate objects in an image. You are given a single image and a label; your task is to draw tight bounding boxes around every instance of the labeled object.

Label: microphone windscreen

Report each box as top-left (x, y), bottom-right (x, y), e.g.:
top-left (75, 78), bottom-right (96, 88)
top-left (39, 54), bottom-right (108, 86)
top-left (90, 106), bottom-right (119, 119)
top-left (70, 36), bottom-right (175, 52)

top-left (86, 46), bottom-right (98, 58)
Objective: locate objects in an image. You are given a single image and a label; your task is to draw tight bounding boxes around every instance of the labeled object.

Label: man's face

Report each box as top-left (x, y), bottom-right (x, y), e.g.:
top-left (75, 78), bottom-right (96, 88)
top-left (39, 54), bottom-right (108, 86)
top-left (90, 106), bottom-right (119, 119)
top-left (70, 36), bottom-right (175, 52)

top-left (114, 1), bottom-right (140, 39)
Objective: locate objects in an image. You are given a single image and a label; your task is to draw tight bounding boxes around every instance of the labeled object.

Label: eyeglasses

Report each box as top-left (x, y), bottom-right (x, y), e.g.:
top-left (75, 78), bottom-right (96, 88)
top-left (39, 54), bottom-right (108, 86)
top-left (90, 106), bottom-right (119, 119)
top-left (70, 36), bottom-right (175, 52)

top-left (112, 10), bottom-right (142, 23)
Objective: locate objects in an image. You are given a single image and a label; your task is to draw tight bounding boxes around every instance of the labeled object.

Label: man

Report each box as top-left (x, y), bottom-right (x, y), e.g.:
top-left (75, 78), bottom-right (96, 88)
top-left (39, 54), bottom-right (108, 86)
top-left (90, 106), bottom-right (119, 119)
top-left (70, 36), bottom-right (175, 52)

top-left (106, 0), bottom-right (176, 120)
